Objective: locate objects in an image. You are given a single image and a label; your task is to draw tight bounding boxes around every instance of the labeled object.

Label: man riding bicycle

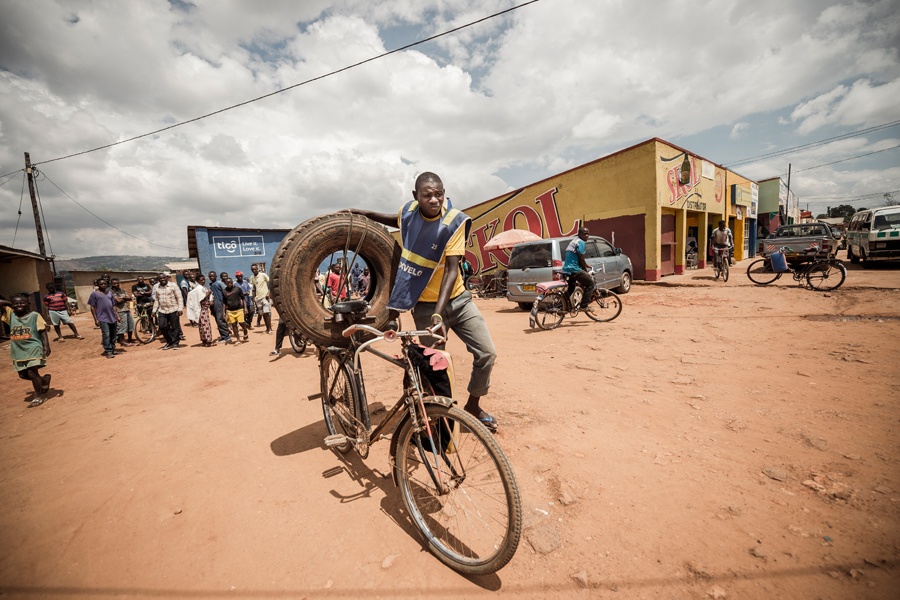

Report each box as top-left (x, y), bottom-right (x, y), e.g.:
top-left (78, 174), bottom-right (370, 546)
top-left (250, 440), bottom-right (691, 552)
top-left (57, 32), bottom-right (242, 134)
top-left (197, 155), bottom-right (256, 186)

top-left (711, 220), bottom-right (734, 267)
top-left (562, 227), bottom-right (596, 312)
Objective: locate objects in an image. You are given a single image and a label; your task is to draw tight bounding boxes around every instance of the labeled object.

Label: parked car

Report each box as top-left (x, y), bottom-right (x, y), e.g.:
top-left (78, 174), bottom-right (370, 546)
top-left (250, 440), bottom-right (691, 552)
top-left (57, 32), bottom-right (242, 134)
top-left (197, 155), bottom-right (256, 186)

top-left (761, 222), bottom-right (836, 264)
top-left (506, 235), bottom-right (632, 310)
top-left (846, 206), bottom-right (900, 265)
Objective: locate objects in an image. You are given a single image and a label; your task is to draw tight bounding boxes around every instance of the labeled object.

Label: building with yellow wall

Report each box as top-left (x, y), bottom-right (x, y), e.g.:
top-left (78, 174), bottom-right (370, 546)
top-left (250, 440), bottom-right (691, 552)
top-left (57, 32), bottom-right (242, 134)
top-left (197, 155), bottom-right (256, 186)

top-left (462, 138), bottom-right (758, 281)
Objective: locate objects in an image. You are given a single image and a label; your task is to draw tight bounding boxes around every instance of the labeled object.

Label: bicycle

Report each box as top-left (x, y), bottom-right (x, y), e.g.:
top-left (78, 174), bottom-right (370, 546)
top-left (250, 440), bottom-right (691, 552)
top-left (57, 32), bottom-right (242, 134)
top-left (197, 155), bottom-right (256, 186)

top-left (465, 270), bottom-right (508, 299)
top-left (529, 272), bottom-right (623, 330)
top-left (132, 304), bottom-right (157, 344)
top-left (711, 246), bottom-right (730, 282)
top-left (314, 300), bottom-right (522, 574)
top-left (746, 240), bottom-right (847, 291)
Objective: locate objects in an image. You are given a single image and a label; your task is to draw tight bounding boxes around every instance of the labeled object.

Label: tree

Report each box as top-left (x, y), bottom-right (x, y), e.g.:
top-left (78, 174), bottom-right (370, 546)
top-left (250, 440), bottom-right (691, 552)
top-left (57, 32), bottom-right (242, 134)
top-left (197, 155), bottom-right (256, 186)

top-left (827, 205), bottom-right (862, 221)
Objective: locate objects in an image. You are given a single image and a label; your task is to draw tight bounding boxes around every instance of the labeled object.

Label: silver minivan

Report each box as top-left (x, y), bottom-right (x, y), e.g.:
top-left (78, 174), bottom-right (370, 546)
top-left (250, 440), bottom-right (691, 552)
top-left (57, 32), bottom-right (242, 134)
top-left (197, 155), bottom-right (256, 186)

top-left (506, 236), bottom-right (633, 310)
top-left (846, 206), bottom-right (900, 265)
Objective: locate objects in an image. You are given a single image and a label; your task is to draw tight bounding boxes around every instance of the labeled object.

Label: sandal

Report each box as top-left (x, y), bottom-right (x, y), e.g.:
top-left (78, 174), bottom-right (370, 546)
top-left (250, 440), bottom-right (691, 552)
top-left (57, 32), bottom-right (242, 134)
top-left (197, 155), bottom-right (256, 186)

top-left (27, 397), bottom-right (45, 408)
top-left (75, 335), bottom-right (85, 340)
top-left (478, 412), bottom-right (499, 433)
top-left (40, 374), bottom-right (51, 395)
top-left (54, 337), bottom-right (64, 342)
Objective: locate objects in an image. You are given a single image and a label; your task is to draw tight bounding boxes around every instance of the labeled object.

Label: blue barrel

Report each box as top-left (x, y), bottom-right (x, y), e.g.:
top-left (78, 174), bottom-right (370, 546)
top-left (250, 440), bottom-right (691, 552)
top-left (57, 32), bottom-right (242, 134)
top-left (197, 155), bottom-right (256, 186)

top-left (769, 251), bottom-right (788, 272)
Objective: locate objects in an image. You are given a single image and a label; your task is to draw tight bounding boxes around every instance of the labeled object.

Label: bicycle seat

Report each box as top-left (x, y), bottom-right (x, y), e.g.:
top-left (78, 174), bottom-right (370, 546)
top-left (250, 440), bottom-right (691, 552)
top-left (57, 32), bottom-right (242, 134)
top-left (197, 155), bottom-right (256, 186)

top-left (331, 300), bottom-right (368, 315)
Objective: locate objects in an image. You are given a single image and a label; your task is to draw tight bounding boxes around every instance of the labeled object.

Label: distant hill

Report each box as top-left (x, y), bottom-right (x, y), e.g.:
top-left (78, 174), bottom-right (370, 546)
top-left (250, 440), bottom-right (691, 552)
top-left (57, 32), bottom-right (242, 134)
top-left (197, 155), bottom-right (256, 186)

top-left (56, 255), bottom-right (191, 273)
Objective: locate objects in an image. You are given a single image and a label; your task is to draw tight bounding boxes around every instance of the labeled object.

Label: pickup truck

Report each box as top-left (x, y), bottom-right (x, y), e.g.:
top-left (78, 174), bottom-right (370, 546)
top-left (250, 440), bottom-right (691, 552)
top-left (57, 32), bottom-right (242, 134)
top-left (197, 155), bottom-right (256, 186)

top-left (760, 222), bottom-right (837, 263)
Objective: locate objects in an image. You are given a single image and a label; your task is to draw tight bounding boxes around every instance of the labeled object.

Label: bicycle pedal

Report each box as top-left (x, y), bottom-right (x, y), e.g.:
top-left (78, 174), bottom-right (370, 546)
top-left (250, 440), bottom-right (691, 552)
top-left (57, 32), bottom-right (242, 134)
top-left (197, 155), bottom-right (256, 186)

top-left (324, 434), bottom-right (349, 448)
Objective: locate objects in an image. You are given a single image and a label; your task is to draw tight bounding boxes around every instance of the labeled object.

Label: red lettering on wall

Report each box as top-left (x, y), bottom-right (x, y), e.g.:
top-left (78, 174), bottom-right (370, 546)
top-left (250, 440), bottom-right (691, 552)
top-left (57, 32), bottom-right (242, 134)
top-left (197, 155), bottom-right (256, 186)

top-left (502, 205), bottom-right (543, 235)
top-left (535, 188), bottom-right (579, 237)
top-left (470, 219), bottom-right (509, 272)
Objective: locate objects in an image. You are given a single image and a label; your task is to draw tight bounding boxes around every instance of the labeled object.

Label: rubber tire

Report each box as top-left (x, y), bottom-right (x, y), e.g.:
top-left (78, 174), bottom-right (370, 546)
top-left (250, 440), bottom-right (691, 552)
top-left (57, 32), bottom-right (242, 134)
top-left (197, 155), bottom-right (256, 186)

top-left (585, 289), bottom-right (622, 322)
top-left (270, 213), bottom-right (400, 348)
top-left (289, 333), bottom-right (307, 354)
top-left (616, 271), bottom-right (632, 294)
top-left (806, 261), bottom-right (846, 291)
top-left (320, 352), bottom-right (364, 454)
top-left (848, 247), bottom-right (860, 264)
top-left (722, 261), bottom-right (729, 282)
top-left (532, 291), bottom-right (565, 330)
top-left (746, 259), bottom-right (781, 285)
top-left (394, 404), bottom-right (522, 575)
top-left (517, 302), bottom-right (532, 311)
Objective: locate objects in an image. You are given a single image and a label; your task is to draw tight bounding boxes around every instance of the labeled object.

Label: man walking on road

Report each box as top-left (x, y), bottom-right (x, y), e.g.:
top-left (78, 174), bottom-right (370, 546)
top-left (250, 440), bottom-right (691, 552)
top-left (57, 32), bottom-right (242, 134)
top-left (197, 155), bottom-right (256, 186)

top-left (88, 279), bottom-right (121, 359)
top-left (43, 282), bottom-right (83, 342)
top-left (207, 271), bottom-right (231, 343)
top-left (250, 264), bottom-right (272, 334)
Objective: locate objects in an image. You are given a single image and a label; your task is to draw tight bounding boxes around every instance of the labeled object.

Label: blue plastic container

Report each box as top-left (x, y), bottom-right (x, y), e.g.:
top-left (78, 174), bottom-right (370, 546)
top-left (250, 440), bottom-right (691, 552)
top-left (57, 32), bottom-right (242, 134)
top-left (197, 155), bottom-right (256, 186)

top-left (769, 251), bottom-right (788, 272)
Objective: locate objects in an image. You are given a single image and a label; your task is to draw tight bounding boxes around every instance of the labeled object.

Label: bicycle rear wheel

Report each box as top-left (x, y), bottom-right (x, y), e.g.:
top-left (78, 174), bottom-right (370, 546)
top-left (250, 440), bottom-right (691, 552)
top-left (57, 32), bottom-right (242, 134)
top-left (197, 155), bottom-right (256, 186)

top-left (806, 261), bottom-right (846, 291)
top-left (133, 312), bottom-right (156, 344)
top-left (746, 259), bottom-right (781, 285)
top-left (585, 289), bottom-right (622, 322)
top-left (394, 404), bottom-right (522, 575)
top-left (320, 353), bottom-right (364, 454)
top-left (532, 291), bottom-right (565, 330)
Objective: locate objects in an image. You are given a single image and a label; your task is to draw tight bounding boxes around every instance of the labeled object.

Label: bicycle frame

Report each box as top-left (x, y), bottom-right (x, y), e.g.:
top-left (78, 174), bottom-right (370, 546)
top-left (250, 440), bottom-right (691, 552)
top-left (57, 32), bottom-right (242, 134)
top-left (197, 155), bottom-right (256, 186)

top-left (322, 320), bottom-right (449, 455)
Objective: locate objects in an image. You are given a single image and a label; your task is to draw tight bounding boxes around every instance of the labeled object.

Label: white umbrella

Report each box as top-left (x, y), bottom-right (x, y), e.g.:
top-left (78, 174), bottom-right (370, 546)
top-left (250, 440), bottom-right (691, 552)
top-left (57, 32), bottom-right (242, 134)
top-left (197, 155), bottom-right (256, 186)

top-left (482, 229), bottom-right (542, 251)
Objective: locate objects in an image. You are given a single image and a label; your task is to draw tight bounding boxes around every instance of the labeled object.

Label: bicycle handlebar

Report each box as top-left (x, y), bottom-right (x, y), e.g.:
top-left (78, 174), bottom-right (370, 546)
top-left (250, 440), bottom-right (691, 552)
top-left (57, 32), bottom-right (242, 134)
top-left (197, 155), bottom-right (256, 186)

top-left (341, 321), bottom-right (447, 344)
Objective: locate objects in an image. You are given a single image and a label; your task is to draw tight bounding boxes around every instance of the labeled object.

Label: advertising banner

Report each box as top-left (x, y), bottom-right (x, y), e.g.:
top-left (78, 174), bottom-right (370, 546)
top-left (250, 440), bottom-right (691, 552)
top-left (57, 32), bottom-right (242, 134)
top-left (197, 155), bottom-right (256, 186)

top-left (212, 235), bottom-right (266, 258)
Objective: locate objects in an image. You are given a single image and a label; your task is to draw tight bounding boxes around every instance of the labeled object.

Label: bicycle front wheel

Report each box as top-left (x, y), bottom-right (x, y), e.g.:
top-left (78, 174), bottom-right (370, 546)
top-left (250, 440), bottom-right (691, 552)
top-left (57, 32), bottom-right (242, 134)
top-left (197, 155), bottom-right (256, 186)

top-left (394, 404), bottom-right (522, 575)
top-left (746, 259), bottom-right (781, 285)
top-left (722, 261), bottom-right (729, 282)
top-left (134, 312), bottom-right (156, 344)
top-left (320, 353), bottom-right (364, 453)
top-left (586, 289), bottom-right (622, 322)
top-left (806, 261), bottom-right (846, 291)
top-left (532, 291), bottom-right (565, 330)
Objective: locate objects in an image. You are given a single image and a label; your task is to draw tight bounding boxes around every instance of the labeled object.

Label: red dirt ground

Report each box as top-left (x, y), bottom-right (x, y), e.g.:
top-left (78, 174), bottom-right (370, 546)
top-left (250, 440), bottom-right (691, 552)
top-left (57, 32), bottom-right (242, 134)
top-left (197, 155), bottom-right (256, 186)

top-left (1, 261), bottom-right (898, 599)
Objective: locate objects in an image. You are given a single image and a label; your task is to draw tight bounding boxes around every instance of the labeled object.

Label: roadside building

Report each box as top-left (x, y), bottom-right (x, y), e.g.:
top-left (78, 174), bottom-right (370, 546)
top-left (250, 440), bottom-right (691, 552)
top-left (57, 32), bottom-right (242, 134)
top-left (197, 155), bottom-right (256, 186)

top-left (187, 226), bottom-right (290, 278)
top-left (70, 270), bottom-right (158, 312)
top-left (758, 176), bottom-right (801, 238)
top-left (0, 245), bottom-right (54, 310)
top-left (461, 138), bottom-right (758, 281)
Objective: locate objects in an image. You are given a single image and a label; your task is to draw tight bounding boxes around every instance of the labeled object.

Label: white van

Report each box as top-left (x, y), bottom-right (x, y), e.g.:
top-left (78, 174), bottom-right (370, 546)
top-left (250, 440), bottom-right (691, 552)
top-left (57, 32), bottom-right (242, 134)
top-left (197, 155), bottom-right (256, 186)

top-left (846, 206), bottom-right (900, 265)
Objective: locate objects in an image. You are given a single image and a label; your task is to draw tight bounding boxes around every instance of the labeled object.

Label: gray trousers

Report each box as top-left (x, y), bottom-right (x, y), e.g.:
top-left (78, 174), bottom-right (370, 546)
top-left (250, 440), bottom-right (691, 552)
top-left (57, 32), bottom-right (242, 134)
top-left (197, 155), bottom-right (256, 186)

top-left (412, 291), bottom-right (497, 398)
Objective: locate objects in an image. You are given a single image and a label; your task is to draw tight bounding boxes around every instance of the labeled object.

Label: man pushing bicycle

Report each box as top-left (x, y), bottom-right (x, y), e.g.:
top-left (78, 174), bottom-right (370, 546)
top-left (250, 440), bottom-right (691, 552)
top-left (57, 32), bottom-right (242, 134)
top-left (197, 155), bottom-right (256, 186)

top-left (347, 172), bottom-right (499, 433)
top-left (562, 226), bottom-right (596, 312)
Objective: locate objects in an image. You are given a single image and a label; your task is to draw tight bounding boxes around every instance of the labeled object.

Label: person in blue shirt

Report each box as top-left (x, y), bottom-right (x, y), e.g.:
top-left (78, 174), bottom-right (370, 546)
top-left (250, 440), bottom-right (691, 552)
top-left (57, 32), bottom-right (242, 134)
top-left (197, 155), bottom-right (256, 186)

top-left (561, 227), bottom-right (596, 311)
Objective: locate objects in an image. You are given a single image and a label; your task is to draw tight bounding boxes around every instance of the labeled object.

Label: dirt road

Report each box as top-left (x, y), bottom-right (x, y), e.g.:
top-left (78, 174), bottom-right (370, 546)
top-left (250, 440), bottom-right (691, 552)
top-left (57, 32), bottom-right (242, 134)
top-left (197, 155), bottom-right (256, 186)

top-left (1, 262), bottom-right (898, 599)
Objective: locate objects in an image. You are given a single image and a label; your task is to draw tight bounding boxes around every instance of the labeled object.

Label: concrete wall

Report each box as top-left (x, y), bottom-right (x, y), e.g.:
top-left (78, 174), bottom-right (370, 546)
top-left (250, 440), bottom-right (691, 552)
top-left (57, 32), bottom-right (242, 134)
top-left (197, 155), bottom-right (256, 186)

top-left (71, 271), bottom-right (158, 312)
top-left (0, 256), bottom-right (53, 310)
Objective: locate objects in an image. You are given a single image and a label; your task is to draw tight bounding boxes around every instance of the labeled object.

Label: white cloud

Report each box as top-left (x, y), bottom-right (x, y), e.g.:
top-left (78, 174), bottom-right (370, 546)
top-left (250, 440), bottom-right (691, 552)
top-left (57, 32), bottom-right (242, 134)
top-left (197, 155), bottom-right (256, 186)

top-left (1, 0), bottom-right (898, 257)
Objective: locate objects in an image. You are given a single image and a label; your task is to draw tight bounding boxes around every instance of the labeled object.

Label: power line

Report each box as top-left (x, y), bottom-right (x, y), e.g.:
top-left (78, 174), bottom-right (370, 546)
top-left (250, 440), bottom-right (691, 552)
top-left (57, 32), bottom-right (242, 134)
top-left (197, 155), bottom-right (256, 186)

top-left (802, 188), bottom-right (900, 201)
top-left (0, 171), bottom-right (22, 187)
top-left (33, 0), bottom-right (542, 167)
top-left (724, 119), bottom-right (900, 167)
top-left (795, 144), bottom-right (900, 172)
top-left (36, 169), bottom-right (182, 251)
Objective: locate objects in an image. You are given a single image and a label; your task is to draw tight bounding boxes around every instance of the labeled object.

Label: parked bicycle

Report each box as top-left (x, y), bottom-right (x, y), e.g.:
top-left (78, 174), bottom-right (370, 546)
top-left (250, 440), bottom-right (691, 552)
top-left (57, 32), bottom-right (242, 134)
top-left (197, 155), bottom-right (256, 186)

top-left (529, 272), bottom-right (623, 330)
top-left (711, 246), bottom-right (730, 282)
top-left (465, 270), bottom-right (508, 299)
top-left (314, 300), bottom-right (522, 574)
top-left (746, 240), bottom-right (847, 291)
top-left (132, 304), bottom-right (157, 344)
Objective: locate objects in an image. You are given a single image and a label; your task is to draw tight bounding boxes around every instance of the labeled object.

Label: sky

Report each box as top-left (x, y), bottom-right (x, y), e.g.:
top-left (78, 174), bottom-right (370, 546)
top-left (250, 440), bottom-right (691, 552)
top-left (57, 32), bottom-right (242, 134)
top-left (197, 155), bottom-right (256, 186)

top-left (1, 0), bottom-right (898, 259)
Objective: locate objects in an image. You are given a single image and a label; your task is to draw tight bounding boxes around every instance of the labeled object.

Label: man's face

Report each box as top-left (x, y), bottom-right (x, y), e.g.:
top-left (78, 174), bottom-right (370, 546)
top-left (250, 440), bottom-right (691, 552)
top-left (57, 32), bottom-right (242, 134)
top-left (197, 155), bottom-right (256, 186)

top-left (11, 296), bottom-right (29, 315)
top-left (208, 272), bottom-right (216, 282)
top-left (46, 283), bottom-right (55, 293)
top-left (158, 274), bottom-right (169, 287)
top-left (137, 277), bottom-right (144, 284)
top-left (251, 265), bottom-right (259, 275)
top-left (111, 279), bottom-right (120, 288)
top-left (578, 228), bottom-right (590, 241)
top-left (225, 278), bottom-right (234, 289)
top-left (220, 272), bottom-right (228, 281)
top-left (236, 274), bottom-right (243, 282)
top-left (97, 280), bottom-right (108, 292)
top-left (414, 178), bottom-right (445, 219)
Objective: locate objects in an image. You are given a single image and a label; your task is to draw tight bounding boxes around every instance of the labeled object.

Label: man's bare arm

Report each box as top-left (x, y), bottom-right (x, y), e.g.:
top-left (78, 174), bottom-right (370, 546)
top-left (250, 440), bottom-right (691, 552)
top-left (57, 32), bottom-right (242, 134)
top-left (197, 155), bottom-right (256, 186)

top-left (344, 209), bottom-right (399, 229)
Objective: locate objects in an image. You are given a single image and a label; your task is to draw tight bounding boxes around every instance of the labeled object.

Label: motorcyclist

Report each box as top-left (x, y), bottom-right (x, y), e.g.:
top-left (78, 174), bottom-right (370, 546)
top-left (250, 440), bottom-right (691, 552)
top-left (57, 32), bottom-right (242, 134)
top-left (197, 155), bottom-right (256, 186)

top-left (561, 226), bottom-right (596, 311)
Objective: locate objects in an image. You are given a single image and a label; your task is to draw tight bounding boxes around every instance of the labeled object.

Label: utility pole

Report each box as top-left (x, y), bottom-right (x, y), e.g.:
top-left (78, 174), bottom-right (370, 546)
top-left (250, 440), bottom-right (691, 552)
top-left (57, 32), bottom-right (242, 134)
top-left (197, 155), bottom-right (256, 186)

top-left (24, 152), bottom-right (47, 257)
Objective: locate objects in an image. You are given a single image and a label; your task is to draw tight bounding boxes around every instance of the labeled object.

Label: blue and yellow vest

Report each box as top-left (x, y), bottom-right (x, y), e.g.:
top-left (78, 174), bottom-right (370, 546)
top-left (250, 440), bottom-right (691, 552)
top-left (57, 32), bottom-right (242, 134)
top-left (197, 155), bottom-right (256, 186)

top-left (388, 200), bottom-right (471, 311)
